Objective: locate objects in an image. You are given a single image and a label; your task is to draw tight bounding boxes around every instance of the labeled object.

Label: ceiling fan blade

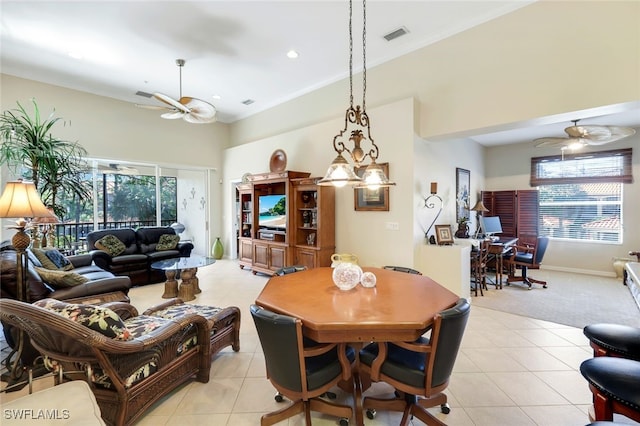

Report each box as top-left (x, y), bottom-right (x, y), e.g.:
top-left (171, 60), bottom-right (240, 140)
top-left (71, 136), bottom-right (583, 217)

top-left (534, 137), bottom-right (574, 148)
top-left (135, 103), bottom-right (172, 111)
top-left (183, 112), bottom-right (215, 124)
top-left (161, 111), bottom-right (185, 120)
top-left (153, 93), bottom-right (190, 113)
top-left (182, 97), bottom-right (217, 123)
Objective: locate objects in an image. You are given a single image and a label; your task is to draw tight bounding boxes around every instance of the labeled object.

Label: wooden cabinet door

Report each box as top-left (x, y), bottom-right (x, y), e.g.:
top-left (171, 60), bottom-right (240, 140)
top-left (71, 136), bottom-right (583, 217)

top-left (253, 243), bottom-right (269, 269)
top-left (239, 238), bottom-right (252, 263)
top-left (295, 248), bottom-right (317, 270)
top-left (269, 245), bottom-right (287, 270)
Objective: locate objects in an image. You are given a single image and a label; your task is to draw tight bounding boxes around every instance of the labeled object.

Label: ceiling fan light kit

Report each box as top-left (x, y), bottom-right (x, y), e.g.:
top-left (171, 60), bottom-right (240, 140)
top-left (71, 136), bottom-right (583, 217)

top-left (136, 59), bottom-right (217, 124)
top-left (534, 119), bottom-right (635, 151)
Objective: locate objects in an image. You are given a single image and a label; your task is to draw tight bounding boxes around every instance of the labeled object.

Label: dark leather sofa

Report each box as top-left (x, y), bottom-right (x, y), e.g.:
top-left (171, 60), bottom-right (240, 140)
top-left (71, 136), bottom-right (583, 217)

top-left (86, 226), bottom-right (194, 286)
top-left (1, 244), bottom-right (132, 366)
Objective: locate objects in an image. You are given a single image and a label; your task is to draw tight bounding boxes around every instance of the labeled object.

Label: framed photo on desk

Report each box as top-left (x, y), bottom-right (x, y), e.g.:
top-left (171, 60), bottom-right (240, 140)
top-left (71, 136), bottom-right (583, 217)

top-left (435, 225), bottom-right (454, 245)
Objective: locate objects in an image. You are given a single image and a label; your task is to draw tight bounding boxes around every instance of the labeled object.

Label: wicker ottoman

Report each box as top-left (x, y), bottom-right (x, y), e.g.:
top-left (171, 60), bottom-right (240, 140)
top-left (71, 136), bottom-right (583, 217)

top-left (143, 299), bottom-right (240, 357)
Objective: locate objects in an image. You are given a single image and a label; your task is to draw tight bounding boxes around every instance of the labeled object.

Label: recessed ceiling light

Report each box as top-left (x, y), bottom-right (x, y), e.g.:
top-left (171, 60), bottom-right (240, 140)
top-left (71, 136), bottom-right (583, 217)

top-left (286, 50), bottom-right (299, 59)
top-left (212, 95), bottom-right (221, 100)
top-left (68, 51), bottom-right (84, 60)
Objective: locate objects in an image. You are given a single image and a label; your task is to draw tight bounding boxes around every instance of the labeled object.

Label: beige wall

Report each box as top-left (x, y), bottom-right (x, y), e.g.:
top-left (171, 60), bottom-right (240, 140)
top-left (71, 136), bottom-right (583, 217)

top-left (2, 1), bottom-right (638, 275)
top-left (485, 136), bottom-right (640, 276)
top-left (230, 1), bottom-right (639, 146)
top-left (0, 75), bottom-right (229, 250)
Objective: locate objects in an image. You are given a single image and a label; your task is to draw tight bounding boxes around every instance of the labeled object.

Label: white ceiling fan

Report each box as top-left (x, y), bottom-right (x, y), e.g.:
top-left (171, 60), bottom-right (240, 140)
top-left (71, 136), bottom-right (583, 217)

top-left (136, 59), bottom-right (217, 124)
top-left (534, 119), bottom-right (635, 150)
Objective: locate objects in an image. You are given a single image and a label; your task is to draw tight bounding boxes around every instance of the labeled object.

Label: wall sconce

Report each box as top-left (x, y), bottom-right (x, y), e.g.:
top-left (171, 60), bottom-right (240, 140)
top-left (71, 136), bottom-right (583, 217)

top-left (424, 182), bottom-right (443, 242)
top-left (318, 0), bottom-right (395, 189)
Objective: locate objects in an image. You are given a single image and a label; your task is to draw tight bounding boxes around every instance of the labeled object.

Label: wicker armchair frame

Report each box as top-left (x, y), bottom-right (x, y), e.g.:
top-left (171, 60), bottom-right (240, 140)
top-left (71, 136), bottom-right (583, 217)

top-left (0, 299), bottom-right (211, 426)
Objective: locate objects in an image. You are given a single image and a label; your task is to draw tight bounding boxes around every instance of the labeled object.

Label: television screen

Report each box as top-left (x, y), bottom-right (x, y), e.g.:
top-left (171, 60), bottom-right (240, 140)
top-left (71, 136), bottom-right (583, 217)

top-left (258, 194), bottom-right (286, 229)
top-left (480, 216), bottom-right (503, 235)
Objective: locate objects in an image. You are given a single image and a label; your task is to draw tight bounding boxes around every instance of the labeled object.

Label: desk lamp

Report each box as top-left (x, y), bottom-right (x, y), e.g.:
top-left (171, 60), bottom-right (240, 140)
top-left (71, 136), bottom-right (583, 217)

top-left (470, 200), bottom-right (489, 238)
top-left (0, 179), bottom-right (54, 383)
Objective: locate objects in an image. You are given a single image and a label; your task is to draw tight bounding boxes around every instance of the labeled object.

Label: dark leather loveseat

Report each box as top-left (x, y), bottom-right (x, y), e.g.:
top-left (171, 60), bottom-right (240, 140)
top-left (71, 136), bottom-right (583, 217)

top-left (1, 244), bottom-right (132, 366)
top-left (87, 226), bottom-right (194, 286)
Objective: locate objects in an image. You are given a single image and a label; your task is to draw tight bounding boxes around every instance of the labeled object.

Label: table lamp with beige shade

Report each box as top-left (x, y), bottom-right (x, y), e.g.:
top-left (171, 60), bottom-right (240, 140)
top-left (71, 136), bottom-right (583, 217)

top-left (0, 179), bottom-right (55, 385)
top-left (470, 199), bottom-right (490, 238)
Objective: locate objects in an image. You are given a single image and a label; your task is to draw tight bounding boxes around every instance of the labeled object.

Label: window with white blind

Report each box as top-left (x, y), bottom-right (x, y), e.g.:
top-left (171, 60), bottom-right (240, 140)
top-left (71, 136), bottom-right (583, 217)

top-left (531, 148), bottom-right (632, 243)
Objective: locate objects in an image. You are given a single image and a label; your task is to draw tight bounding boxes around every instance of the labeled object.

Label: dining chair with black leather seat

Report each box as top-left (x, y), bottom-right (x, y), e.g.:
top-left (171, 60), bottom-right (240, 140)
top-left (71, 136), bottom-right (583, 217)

top-left (358, 298), bottom-right (470, 426)
top-left (274, 265), bottom-right (308, 276)
top-left (383, 266), bottom-right (422, 275)
top-left (504, 236), bottom-right (550, 289)
top-left (250, 304), bottom-right (355, 426)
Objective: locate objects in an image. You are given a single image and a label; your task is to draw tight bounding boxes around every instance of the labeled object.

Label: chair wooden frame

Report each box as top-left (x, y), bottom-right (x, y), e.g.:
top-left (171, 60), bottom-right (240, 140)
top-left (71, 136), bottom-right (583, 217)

top-left (0, 299), bottom-right (211, 426)
top-left (251, 304), bottom-right (353, 426)
top-left (470, 241), bottom-right (490, 296)
top-left (505, 236), bottom-right (549, 289)
top-left (360, 299), bottom-right (470, 426)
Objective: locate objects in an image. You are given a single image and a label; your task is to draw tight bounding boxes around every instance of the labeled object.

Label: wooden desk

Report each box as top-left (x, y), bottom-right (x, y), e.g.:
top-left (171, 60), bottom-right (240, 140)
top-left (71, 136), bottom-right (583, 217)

top-left (458, 237), bottom-right (518, 289)
top-left (255, 267), bottom-right (459, 425)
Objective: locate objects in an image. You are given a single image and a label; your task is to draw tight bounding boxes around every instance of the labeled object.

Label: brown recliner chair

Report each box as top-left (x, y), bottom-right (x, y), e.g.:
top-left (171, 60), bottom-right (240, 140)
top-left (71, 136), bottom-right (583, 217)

top-left (0, 298), bottom-right (211, 426)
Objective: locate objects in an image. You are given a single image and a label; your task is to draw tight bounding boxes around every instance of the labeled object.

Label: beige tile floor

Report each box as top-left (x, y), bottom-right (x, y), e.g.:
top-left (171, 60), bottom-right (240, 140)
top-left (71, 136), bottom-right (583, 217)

top-left (3, 259), bottom-right (639, 425)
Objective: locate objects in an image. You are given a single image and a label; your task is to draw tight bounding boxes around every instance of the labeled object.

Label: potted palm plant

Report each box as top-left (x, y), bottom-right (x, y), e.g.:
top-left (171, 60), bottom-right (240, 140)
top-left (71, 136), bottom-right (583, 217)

top-left (0, 99), bottom-right (91, 218)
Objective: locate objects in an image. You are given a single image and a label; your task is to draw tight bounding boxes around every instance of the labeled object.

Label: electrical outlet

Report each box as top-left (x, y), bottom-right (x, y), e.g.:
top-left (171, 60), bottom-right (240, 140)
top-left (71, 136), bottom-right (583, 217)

top-left (385, 222), bottom-right (399, 230)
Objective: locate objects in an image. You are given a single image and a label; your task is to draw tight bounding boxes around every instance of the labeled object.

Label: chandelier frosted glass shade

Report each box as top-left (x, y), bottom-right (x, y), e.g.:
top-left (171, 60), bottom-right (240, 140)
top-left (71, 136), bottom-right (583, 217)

top-left (356, 161), bottom-right (396, 189)
top-left (318, 154), bottom-right (362, 187)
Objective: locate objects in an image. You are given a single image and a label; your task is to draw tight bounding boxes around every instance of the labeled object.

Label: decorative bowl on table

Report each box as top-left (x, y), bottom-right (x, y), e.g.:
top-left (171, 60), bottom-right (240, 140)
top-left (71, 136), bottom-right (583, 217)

top-left (332, 263), bottom-right (362, 291)
top-left (361, 271), bottom-right (377, 288)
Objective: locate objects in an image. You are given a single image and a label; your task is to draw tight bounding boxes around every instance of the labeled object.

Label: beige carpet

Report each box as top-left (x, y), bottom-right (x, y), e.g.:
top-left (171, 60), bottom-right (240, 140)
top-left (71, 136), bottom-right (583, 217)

top-left (472, 268), bottom-right (640, 329)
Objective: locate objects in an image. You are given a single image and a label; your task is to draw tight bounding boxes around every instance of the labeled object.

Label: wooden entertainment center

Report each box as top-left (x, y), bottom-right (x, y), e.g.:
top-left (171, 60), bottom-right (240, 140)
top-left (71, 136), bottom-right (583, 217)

top-left (237, 171), bottom-right (335, 275)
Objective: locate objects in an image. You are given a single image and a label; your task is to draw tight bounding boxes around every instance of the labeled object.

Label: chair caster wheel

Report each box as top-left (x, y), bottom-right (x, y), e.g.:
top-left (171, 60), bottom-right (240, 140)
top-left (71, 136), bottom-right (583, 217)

top-left (440, 403), bottom-right (450, 414)
top-left (366, 409), bottom-right (376, 419)
top-left (274, 392), bottom-right (284, 402)
top-left (543, 285), bottom-right (547, 288)
top-left (339, 417), bottom-right (349, 426)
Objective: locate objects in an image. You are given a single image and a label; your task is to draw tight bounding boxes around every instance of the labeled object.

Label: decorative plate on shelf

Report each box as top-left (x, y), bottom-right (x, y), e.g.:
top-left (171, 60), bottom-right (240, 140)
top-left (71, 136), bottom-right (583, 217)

top-left (269, 149), bottom-right (287, 172)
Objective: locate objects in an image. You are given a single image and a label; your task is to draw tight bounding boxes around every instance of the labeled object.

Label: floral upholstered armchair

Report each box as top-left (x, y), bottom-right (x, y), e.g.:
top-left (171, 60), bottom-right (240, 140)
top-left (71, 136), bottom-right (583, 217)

top-left (0, 298), bottom-right (211, 426)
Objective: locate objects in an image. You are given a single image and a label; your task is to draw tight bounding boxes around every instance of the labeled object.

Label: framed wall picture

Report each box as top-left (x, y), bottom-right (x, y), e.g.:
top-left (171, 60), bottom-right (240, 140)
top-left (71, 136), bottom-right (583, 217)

top-left (354, 162), bottom-right (390, 211)
top-left (435, 225), bottom-right (454, 245)
top-left (456, 167), bottom-right (470, 224)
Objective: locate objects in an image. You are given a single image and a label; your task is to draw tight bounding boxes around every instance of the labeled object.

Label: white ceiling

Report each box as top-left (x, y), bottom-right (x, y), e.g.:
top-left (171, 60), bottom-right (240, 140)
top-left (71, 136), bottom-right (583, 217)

top-left (2, 0), bottom-right (639, 146)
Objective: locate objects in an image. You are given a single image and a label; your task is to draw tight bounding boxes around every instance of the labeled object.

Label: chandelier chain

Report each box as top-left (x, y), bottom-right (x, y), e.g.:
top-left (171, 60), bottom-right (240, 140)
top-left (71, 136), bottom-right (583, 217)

top-left (348, 0), bottom-right (354, 108)
top-left (362, 0), bottom-right (367, 111)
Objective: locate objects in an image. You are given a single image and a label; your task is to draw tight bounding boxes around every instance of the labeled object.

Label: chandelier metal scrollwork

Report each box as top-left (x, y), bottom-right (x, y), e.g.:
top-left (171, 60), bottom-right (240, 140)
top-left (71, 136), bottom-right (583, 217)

top-left (318, 0), bottom-right (395, 189)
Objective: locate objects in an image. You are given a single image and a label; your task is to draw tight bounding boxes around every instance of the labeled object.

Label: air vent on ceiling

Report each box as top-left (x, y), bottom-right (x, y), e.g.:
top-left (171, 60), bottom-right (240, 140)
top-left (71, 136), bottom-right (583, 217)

top-left (383, 27), bottom-right (409, 42)
top-left (135, 91), bottom-right (153, 98)
top-left (241, 99), bottom-right (255, 105)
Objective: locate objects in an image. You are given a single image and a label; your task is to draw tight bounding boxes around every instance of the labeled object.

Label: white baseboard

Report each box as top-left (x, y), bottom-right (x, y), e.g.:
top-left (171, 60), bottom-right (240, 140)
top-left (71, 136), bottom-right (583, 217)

top-left (541, 265), bottom-right (616, 278)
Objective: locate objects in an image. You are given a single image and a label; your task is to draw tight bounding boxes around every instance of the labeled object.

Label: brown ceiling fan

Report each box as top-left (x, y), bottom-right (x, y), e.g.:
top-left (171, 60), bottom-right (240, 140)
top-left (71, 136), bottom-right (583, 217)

top-left (534, 119), bottom-right (635, 149)
top-left (136, 59), bottom-right (217, 124)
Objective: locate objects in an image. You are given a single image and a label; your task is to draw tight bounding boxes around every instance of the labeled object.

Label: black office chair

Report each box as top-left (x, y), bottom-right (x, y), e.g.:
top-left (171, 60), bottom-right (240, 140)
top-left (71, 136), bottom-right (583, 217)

top-left (383, 266), bottom-right (422, 275)
top-left (250, 304), bottom-right (354, 426)
top-left (359, 298), bottom-right (470, 425)
top-left (505, 236), bottom-right (549, 289)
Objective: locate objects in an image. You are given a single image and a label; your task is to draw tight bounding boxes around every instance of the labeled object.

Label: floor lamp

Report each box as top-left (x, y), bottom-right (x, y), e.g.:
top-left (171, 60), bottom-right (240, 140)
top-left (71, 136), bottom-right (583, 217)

top-left (0, 179), bottom-right (53, 384)
top-left (470, 199), bottom-right (489, 238)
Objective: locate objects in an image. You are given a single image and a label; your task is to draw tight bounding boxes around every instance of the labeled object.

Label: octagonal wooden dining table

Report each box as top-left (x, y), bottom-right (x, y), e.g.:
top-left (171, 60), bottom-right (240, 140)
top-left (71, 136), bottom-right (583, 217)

top-left (255, 266), bottom-right (460, 426)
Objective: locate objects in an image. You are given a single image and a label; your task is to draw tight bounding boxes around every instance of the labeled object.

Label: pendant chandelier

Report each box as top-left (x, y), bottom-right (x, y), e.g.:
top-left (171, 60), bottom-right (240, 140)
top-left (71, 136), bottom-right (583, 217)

top-left (318, 0), bottom-right (395, 189)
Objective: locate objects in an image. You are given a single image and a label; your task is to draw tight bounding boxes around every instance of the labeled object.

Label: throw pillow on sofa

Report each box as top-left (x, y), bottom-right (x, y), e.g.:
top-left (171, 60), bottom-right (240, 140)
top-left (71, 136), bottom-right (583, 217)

top-left (34, 267), bottom-right (89, 288)
top-left (32, 248), bottom-right (74, 271)
top-left (34, 298), bottom-right (132, 341)
top-left (95, 234), bottom-right (126, 257)
top-left (156, 234), bottom-right (180, 251)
